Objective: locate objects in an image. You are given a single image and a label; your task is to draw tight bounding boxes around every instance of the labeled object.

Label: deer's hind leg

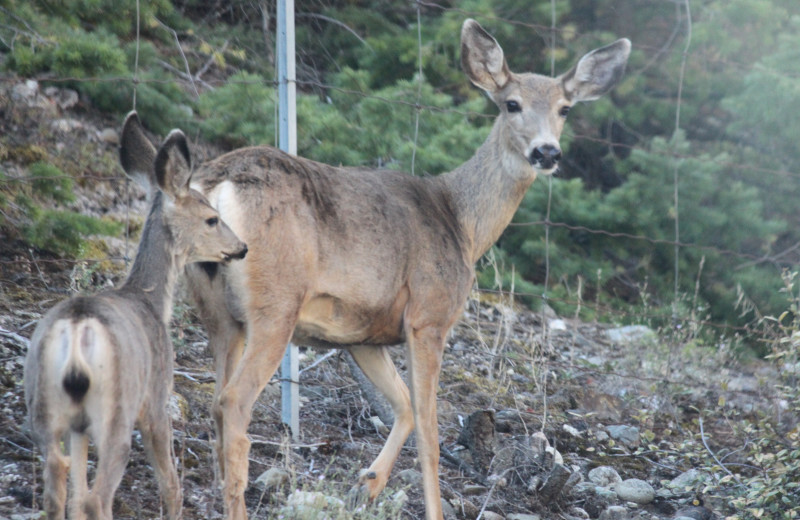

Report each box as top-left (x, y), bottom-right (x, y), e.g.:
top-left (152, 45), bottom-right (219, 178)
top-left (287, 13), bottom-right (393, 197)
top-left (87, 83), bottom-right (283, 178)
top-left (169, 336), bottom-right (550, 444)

top-left (347, 345), bottom-right (414, 503)
top-left (139, 406), bottom-right (182, 519)
top-left (83, 418), bottom-right (134, 520)
top-left (68, 432), bottom-right (89, 520)
top-left (41, 435), bottom-right (69, 520)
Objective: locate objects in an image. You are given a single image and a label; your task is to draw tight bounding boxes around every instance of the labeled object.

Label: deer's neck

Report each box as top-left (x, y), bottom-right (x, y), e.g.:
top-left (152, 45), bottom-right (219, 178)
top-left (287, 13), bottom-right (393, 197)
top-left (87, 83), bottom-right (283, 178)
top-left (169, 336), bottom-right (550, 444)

top-left (440, 121), bottom-right (538, 264)
top-left (121, 193), bottom-right (184, 325)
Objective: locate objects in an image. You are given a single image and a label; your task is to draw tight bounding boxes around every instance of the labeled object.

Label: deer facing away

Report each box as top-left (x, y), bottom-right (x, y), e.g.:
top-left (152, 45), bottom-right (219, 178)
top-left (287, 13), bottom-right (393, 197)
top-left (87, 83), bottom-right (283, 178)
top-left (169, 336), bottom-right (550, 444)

top-left (24, 112), bottom-right (248, 520)
top-left (122, 19), bottom-right (630, 520)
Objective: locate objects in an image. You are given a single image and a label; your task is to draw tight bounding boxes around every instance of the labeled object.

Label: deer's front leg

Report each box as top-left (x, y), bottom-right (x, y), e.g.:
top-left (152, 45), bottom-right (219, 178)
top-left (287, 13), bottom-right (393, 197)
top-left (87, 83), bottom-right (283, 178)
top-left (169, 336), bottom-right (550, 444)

top-left (217, 320), bottom-right (294, 520)
top-left (406, 325), bottom-right (447, 520)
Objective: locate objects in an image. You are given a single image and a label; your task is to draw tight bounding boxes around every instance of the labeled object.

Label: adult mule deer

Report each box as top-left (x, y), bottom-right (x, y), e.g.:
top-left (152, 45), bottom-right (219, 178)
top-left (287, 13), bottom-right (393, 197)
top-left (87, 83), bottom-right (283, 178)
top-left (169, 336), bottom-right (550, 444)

top-left (24, 112), bottom-right (247, 520)
top-left (131, 19), bottom-right (630, 520)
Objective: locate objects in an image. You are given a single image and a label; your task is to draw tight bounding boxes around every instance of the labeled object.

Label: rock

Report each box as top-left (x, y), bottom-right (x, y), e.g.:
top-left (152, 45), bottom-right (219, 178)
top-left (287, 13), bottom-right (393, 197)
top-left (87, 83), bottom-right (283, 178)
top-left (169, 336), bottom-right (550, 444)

top-left (98, 128), bottom-right (119, 144)
top-left (11, 80), bottom-right (38, 101)
top-left (397, 468), bottom-right (422, 486)
top-left (44, 87), bottom-right (79, 110)
top-left (169, 392), bottom-right (189, 422)
top-left (571, 508), bottom-right (591, 519)
top-left (390, 489), bottom-right (408, 509)
top-left (605, 325), bottom-right (655, 344)
top-left (508, 514), bottom-right (542, 520)
top-left (615, 478), bottom-right (655, 504)
top-left (673, 505), bottom-right (715, 520)
top-left (528, 431), bottom-right (563, 466)
top-left (607, 424), bottom-right (640, 447)
top-left (668, 469), bottom-right (707, 491)
top-left (441, 497), bottom-right (457, 519)
top-left (456, 410), bottom-right (495, 473)
top-left (462, 484), bottom-right (488, 496)
top-left (588, 466), bottom-right (622, 487)
top-left (255, 467), bottom-right (290, 490)
top-left (563, 470), bottom-right (583, 496)
top-left (482, 512), bottom-right (503, 520)
top-left (280, 490), bottom-right (346, 519)
top-left (549, 318), bottom-right (567, 331)
top-left (51, 119), bottom-right (84, 133)
top-left (599, 505), bottom-right (628, 520)
top-left (563, 423), bottom-right (582, 437)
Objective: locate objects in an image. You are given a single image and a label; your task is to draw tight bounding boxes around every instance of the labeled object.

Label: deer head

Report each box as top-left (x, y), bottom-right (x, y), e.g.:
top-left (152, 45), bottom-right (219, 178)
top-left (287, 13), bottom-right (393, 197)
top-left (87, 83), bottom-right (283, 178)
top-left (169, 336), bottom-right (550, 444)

top-left (120, 112), bottom-right (248, 265)
top-left (461, 19), bottom-right (631, 173)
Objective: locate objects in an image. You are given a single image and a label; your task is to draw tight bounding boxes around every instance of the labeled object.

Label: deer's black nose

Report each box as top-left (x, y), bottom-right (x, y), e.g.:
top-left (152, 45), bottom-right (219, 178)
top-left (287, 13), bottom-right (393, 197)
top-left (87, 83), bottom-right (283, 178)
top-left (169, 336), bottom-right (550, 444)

top-left (529, 145), bottom-right (562, 169)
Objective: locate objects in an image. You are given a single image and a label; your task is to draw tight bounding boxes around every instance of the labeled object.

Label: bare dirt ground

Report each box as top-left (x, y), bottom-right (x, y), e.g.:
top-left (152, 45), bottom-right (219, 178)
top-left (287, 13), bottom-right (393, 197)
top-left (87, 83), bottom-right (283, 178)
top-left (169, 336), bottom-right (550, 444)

top-left (0, 79), bottom-right (793, 520)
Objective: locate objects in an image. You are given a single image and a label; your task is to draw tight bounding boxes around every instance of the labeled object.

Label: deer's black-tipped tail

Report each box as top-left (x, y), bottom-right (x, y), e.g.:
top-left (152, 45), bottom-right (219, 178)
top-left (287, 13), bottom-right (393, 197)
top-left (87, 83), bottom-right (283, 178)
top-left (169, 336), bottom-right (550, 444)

top-left (63, 366), bottom-right (90, 403)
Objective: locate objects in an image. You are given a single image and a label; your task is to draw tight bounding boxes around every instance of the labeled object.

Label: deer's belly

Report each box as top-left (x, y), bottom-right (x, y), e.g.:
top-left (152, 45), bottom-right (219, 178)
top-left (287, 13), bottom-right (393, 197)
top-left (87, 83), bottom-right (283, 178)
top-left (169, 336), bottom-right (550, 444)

top-left (293, 290), bottom-right (408, 347)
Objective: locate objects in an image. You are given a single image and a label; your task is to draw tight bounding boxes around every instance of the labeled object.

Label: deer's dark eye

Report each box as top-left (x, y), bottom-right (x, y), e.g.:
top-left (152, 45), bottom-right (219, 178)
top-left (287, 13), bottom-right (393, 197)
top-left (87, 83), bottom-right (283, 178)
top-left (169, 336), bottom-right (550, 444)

top-left (205, 217), bottom-right (219, 227)
top-left (559, 105), bottom-right (571, 117)
top-left (506, 100), bottom-right (522, 113)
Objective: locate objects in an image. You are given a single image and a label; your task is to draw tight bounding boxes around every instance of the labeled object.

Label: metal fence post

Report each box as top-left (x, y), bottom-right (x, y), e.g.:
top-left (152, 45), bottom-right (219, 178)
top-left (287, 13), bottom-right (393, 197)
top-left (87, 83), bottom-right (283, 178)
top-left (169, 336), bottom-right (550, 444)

top-left (277, 0), bottom-right (299, 440)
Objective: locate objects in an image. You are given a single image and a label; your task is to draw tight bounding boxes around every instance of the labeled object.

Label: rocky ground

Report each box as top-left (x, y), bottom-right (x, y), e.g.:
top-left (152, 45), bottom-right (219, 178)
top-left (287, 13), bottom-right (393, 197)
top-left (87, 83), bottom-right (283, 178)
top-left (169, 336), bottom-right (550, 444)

top-left (0, 79), bottom-right (795, 520)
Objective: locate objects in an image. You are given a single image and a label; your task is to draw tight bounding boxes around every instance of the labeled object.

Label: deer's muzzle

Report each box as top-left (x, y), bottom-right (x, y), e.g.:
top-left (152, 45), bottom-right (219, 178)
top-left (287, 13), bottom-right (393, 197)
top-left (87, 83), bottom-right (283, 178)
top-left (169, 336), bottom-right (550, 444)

top-left (529, 144), bottom-right (562, 170)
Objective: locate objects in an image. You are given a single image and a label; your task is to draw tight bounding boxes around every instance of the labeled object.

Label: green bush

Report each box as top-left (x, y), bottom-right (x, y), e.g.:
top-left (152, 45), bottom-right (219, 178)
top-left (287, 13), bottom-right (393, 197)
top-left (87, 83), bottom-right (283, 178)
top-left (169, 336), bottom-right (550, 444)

top-left (28, 162), bottom-right (75, 205)
top-left (23, 208), bottom-right (122, 258)
top-left (1, 163), bottom-right (122, 257)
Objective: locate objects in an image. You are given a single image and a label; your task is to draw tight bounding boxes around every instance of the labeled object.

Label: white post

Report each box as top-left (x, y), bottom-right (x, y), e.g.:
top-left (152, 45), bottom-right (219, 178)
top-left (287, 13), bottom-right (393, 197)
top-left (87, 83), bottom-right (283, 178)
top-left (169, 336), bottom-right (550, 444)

top-left (277, 0), bottom-right (299, 440)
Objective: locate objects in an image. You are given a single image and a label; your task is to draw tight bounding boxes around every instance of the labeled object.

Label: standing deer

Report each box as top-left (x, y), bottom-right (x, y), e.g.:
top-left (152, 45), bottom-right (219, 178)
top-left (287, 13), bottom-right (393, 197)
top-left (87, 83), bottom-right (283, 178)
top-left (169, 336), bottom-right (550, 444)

top-left (123, 19), bottom-right (630, 520)
top-left (24, 112), bottom-right (248, 520)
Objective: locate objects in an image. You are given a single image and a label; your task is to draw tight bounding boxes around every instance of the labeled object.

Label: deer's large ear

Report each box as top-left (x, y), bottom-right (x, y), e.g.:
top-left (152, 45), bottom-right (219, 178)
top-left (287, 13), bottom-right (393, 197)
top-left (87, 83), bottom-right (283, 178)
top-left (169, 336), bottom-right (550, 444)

top-left (154, 130), bottom-right (192, 198)
top-left (561, 38), bottom-right (631, 102)
top-left (119, 111), bottom-right (157, 193)
top-left (461, 19), bottom-right (512, 94)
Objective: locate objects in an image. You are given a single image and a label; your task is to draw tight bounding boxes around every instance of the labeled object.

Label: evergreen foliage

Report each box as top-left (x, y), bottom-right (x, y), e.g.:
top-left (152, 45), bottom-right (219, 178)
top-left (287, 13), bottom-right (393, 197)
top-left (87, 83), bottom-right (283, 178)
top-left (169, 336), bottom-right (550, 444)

top-left (2, 0), bottom-right (799, 344)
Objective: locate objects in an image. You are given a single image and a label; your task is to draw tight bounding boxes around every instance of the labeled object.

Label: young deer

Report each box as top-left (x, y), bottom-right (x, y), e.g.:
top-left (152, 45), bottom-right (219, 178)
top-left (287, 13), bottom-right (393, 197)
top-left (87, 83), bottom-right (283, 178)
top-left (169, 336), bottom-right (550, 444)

top-left (24, 112), bottom-right (247, 520)
top-left (123, 19), bottom-right (630, 520)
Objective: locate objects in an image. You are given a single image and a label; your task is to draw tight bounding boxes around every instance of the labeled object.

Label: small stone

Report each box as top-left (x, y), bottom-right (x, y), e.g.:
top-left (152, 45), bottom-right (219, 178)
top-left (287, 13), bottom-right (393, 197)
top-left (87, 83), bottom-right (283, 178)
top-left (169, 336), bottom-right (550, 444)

top-left (462, 484), bottom-right (488, 496)
top-left (283, 490), bottom-right (345, 513)
top-left (568, 507), bottom-right (590, 519)
top-left (482, 512), bottom-right (503, 520)
top-left (615, 478), bottom-right (655, 504)
top-left (397, 468), bottom-right (422, 485)
top-left (563, 423), bottom-right (581, 437)
top-left (605, 325), bottom-right (655, 344)
top-left (98, 128), bottom-right (119, 144)
top-left (12, 80), bottom-right (38, 100)
top-left (48, 87), bottom-right (79, 109)
top-left (391, 489), bottom-right (408, 509)
top-left (169, 392), bottom-right (189, 422)
top-left (255, 467), bottom-right (290, 490)
top-left (599, 505), bottom-right (628, 520)
top-left (607, 424), bottom-right (640, 447)
top-left (549, 318), bottom-right (567, 331)
top-left (668, 469), bottom-right (707, 491)
top-left (508, 514), bottom-right (542, 520)
top-left (51, 119), bottom-right (83, 133)
top-left (588, 466), bottom-right (622, 487)
top-left (441, 497), bottom-right (458, 520)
